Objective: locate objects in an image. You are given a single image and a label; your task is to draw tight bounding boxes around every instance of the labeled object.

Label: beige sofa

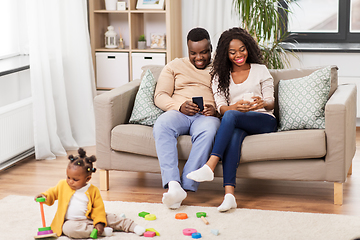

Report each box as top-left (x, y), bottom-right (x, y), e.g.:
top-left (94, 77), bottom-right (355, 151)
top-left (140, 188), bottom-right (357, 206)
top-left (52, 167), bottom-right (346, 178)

top-left (94, 65), bottom-right (357, 205)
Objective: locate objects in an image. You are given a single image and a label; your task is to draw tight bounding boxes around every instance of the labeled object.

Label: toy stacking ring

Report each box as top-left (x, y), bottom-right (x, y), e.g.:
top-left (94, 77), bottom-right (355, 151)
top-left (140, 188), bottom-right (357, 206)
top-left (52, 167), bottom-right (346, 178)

top-left (192, 232), bottom-right (202, 239)
top-left (144, 214), bottom-right (157, 221)
top-left (175, 213), bottom-right (188, 220)
top-left (183, 228), bottom-right (197, 236)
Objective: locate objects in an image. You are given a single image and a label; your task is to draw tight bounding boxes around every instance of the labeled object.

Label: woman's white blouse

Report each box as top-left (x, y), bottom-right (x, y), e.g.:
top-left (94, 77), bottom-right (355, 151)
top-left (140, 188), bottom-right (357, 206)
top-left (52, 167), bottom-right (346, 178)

top-left (212, 63), bottom-right (275, 117)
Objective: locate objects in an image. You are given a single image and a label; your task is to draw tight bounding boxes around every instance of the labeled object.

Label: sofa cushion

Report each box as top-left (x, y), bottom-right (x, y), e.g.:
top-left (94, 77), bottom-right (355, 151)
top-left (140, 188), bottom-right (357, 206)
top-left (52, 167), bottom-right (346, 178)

top-left (278, 66), bottom-right (331, 131)
top-left (269, 65), bottom-right (338, 120)
top-left (129, 69), bottom-right (164, 126)
top-left (111, 125), bottom-right (326, 163)
top-left (111, 124), bottom-right (192, 160)
top-left (240, 129), bottom-right (326, 163)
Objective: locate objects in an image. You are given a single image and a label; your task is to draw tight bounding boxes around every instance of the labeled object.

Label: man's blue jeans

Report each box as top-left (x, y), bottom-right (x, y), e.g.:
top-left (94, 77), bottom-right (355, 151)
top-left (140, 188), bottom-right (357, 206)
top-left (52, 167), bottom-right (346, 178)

top-left (211, 110), bottom-right (277, 187)
top-left (153, 110), bottom-right (220, 191)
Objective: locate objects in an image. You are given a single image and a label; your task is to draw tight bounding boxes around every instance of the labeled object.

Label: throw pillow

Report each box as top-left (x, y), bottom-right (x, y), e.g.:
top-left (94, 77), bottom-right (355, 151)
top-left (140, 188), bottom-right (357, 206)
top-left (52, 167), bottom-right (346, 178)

top-left (278, 66), bottom-right (331, 131)
top-left (129, 69), bottom-right (164, 126)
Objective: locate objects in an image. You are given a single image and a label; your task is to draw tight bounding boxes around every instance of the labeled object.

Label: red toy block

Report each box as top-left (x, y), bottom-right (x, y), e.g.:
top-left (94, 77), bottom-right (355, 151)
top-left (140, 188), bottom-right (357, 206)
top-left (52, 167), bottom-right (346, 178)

top-left (144, 231), bottom-right (156, 237)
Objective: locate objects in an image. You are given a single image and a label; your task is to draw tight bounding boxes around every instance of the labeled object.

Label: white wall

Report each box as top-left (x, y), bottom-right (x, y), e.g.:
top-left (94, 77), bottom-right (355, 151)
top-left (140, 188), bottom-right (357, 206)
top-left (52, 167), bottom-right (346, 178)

top-left (0, 69), bottom-right (31, 108)
top-left (181, 0), bottom-right (239, 57)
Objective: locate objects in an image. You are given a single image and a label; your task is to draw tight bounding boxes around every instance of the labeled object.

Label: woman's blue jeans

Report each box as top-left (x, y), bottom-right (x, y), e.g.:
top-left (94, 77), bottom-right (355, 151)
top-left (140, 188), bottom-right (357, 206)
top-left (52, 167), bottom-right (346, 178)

top-left (211, 110), bottom-right (277, 187)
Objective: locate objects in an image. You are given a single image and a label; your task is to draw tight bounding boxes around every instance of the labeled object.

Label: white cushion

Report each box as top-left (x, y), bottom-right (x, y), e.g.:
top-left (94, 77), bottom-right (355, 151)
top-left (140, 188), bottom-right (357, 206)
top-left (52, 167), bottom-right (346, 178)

top-left (278, 66), bottom-right (331, 131)
top-left (129, 69), bottom-right (164, 126)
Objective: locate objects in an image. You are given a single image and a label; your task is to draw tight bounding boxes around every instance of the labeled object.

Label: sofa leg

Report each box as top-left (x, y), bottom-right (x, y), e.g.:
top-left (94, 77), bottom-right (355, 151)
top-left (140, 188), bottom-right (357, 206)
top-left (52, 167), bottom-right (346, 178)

top-left (348, 163), bottom-right (352, 176)
top-left (334, 182), bottom-right (343, 205)
top-left (100, 170), bottom-right (109, 191)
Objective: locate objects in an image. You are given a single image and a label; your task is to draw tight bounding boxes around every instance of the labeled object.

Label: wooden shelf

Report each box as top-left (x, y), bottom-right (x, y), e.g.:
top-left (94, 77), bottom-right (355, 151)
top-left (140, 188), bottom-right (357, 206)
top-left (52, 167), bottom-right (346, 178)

top-left (95, 48), bottom-right (130, 52)
top-left (95, 48), bottom-right (167, 53)
top-left (131, 48), bottom-right (167, 53)
top-left (89, 0), bottom-right (182, 87)
top-left (94, 10), bottom-right (129, 13)
top-left (129, 10), bottom-right (166, 13)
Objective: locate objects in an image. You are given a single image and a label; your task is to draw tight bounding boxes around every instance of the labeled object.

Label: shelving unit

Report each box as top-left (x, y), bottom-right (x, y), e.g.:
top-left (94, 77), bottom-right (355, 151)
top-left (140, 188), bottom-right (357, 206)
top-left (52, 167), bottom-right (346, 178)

top-left (88, 0), bottom-right (182, 89)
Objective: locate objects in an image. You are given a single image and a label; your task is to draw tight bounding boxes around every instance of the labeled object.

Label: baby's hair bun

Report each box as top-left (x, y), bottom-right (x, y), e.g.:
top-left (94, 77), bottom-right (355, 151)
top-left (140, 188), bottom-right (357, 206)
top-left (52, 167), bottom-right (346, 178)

top-left (78, 148), bottom-right (86, 158)
top-left (68, 154), bottom-right (75, 161)
top-left (85, 155), bottom-right (97, 164)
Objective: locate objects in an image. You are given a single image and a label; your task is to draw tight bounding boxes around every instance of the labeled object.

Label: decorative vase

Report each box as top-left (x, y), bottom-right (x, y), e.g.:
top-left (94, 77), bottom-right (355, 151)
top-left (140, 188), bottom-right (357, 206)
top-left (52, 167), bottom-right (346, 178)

top-left (138, 41), bottom-right (146, 49)
top-left (119, 38), bottom-right (125, 49)
top-left (105, 0), bottom-right (117, 11)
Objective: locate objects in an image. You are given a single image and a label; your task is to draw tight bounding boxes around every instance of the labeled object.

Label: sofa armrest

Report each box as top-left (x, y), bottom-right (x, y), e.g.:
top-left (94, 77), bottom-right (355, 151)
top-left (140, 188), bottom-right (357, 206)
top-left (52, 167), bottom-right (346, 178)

top-left (325, 83), bottom-right (357, 182)
top-left (94, 80), bottom-right (141, 167)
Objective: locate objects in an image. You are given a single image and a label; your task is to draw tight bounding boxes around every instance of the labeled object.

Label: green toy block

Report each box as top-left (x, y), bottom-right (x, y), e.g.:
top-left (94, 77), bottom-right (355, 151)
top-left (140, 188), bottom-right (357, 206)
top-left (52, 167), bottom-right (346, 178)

top-left (138, 211), bottom-right (150, 218)
top-left (196, 212), bottom-right (206, 218)
top-left (38, 226), bottom-right (52, 232)
top-left (36, 197), bottom-right (46, 202)
top-left (146, 228), bottom-right (160, 236)
top-left (90, 228), bottom-right (98, 239)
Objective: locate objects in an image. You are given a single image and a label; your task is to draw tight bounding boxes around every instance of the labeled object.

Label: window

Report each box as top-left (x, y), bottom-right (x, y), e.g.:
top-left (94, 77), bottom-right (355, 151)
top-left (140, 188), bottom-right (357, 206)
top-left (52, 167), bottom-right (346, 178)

top-left (0, 1), bottom-right (20, 58)
top-left (280, 0), bottom-right (360, 43)
top-left (0, 0), bottom-right (27, 59)
top-left (350, 0), bottom-right (360, 32)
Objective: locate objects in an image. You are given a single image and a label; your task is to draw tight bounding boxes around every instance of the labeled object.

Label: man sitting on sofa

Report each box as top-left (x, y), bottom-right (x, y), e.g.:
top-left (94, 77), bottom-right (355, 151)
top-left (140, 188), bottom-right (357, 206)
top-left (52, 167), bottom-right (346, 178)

top-left (153, 27), bottom-right (221, 209)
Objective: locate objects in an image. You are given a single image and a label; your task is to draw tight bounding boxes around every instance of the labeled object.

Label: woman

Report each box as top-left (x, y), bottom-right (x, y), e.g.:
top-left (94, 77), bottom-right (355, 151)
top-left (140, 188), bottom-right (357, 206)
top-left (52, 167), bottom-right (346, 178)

top-left (187, 27), bottom-right (278, 212)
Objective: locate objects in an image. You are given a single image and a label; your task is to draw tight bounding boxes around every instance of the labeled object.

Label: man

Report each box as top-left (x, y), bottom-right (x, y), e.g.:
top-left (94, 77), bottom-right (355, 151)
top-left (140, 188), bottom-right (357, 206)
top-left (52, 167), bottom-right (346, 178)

top-left (153, 27), bottom-right (220, 209)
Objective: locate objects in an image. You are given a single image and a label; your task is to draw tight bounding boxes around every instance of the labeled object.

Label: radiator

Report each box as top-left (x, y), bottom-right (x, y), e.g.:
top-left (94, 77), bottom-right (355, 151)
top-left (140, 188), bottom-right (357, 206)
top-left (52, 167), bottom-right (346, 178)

top-left (0, 97), bottom-right (34, 167)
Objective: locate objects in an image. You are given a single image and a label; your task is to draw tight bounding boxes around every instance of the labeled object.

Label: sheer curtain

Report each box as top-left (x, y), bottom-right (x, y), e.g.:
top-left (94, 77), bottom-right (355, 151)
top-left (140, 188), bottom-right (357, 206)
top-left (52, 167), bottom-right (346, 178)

top-left (181, 0), bottom-right (240, 56)
top-left (26, 0), bottom-right (96, 159)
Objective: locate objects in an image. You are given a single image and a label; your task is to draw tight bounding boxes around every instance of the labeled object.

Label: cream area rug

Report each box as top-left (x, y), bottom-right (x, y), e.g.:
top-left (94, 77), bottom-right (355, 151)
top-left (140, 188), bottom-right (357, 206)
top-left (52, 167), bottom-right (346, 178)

top-left (1, 195), bottom-right (360, 240)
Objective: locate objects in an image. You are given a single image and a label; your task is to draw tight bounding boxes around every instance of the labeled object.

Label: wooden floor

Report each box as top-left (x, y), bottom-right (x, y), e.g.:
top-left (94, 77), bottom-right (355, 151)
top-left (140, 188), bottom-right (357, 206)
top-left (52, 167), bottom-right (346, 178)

top-left (1, 130), bottom-right (360, 216)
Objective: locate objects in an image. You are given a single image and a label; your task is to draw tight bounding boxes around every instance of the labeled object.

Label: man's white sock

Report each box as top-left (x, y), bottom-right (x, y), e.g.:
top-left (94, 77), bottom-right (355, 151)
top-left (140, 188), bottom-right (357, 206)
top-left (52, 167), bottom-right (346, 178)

top-left (186, 164), bottom-right (214, 182)
top-left (162, 181), bottom-right (187, 209)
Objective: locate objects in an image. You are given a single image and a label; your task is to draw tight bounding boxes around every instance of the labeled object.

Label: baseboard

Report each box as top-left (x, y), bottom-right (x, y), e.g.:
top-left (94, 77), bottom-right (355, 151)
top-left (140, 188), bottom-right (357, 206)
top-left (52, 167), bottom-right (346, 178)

top-left (0, 147), bottom-right (35, 171)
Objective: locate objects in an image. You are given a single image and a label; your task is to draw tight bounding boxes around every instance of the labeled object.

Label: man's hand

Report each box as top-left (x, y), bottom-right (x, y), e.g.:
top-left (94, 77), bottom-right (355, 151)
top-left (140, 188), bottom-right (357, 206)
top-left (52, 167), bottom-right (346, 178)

top-left (202, 104), bottom-right (217, 116)
top-left (179, 101), bottom-right (199, 116)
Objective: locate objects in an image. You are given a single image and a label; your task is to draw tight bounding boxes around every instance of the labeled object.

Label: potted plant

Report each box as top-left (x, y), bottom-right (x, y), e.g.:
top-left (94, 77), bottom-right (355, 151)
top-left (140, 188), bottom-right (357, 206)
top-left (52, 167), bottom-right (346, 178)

top-left (232, 0), bottom-right (298, 69)
top-left (138, 34), bottom-right (146, 49)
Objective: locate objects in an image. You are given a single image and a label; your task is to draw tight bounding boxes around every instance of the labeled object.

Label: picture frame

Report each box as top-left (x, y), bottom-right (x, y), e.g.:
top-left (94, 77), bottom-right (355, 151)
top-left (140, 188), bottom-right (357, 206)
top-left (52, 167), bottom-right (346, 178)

top-left (136, 0), bottom-right (165, 10)
top-left (150, 33), bottom-right (166, 48)
top-left (117, 1), bottom-right (126, 10)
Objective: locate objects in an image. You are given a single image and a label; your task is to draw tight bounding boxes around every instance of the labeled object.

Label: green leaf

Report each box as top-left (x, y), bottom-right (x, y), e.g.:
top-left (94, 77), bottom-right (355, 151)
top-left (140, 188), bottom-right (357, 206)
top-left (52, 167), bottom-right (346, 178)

top-left (232, 0), bottom-right (297, 69)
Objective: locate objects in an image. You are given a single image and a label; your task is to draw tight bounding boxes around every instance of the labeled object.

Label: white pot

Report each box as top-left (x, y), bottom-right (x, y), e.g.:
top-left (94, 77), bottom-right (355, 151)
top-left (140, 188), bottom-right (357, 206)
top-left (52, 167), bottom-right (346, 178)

top-left (105, 0), bottom-right (117, 10)
top-left (138, 41), bottom-right (146, 49)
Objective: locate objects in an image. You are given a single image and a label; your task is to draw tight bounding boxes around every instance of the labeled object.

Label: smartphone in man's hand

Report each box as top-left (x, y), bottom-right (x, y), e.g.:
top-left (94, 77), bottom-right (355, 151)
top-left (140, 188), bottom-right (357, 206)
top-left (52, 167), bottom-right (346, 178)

top-left (192, 96), bottom-right (204, 112)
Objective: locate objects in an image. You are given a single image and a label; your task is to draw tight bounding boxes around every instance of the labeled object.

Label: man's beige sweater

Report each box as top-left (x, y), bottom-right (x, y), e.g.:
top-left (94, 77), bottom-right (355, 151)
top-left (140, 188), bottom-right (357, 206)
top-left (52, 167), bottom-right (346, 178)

top-left (154, 57), bottom-right (215, 111)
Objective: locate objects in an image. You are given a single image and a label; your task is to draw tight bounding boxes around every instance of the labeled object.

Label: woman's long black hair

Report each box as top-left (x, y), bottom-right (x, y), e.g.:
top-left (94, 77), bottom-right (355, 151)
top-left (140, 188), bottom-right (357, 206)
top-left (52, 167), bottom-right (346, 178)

top-left (210, 27), bottom-right (263, 104)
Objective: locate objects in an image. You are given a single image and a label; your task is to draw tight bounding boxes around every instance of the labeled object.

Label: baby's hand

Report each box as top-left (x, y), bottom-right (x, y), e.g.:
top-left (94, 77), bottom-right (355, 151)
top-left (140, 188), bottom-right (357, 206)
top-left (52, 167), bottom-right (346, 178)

top-left (95, 222), bottom-right (105, 236)
top-left (34, 194), bottom-right (46, 202)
